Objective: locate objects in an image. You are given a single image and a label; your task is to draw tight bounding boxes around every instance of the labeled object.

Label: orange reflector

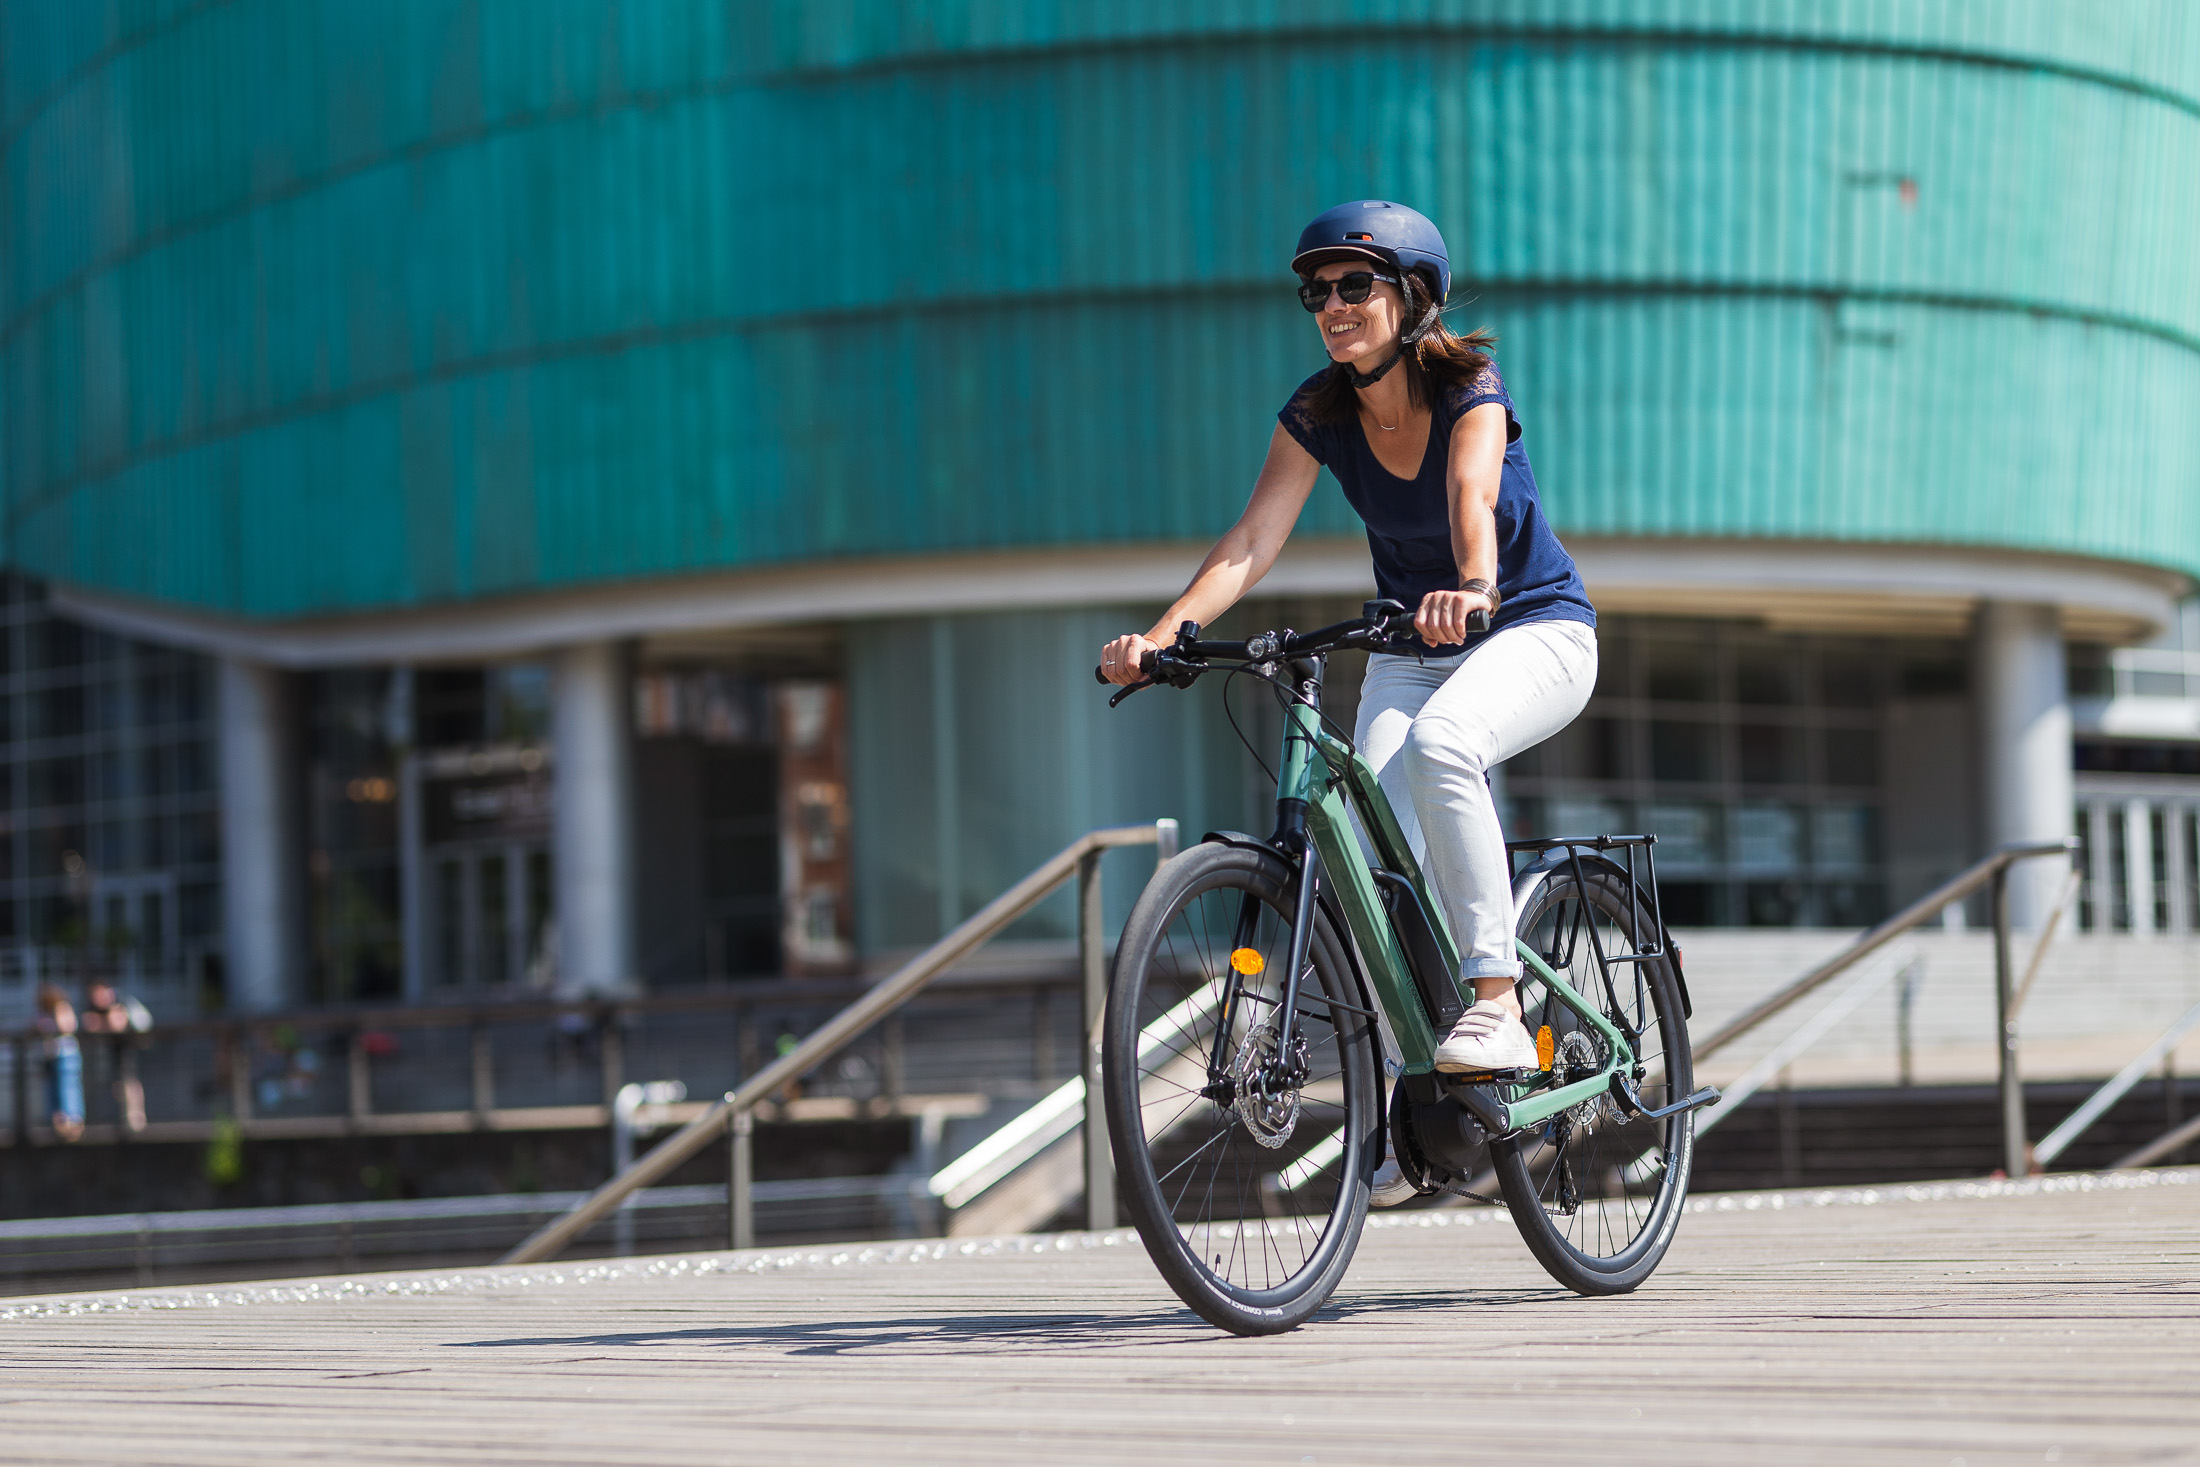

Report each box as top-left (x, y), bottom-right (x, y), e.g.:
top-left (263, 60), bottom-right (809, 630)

top-left (1536, 1025), bottom-right (1555, 1071)
top-left (1229, 948), bottom-right (1266, 976)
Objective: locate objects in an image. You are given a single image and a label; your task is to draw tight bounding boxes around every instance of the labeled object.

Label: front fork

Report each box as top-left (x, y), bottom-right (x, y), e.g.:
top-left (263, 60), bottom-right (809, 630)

top-left (1203, 836), bottom-right (1320, 1102)
top-left (1208, 660), bottom-right (1329, 1101)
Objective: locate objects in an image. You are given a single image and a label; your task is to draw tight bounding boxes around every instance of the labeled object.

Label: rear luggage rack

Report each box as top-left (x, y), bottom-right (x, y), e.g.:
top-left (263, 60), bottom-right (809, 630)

top-left (1505, 833), bottom-right (1669, 968)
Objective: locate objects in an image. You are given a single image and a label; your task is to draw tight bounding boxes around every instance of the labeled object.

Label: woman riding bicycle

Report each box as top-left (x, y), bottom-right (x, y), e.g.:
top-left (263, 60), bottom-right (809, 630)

top-left (1099, 199), bottom-right (1598, 1078)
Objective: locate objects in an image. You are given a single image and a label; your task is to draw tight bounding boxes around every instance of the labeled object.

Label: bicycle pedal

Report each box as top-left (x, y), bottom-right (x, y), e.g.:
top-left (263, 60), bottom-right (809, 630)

top-left (1438, 1067), bottom-right (1535, 1085)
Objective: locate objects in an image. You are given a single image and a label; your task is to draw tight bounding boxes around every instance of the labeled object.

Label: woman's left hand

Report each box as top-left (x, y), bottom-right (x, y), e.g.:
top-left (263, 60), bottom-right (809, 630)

top-left (1413, 587), bottom-right (1494, 647)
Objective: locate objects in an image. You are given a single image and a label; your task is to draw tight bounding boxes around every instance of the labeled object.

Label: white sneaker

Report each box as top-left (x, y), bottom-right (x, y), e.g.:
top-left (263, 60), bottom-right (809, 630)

top-left (1433, 1000), bottom-right (1538, 1073)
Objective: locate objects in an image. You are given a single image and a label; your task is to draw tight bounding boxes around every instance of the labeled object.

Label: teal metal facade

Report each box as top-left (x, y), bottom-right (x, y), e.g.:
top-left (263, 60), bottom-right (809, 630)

top-left (5, 1), bottom-right (2200, 619)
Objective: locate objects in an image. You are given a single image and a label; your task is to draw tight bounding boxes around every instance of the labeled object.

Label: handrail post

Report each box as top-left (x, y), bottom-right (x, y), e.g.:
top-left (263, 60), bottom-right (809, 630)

top-left (1991, 863), bottom-right (2029, 1177)
top-left (500, 824), bottom-right (1164, 1267)
top-left (348, 1031), bottom-right (371, 1126)
top-left (470, 1019), bottom-right (494, 1127)
top-left (229, 1025), bottom-right (253, 1124)
top-left (727, 1099), bottom-right (754, 1250)
top-left (11, 1034), bottom-right (28, 1145)
top-left (1078, 848), bottom-right (1114, 1230)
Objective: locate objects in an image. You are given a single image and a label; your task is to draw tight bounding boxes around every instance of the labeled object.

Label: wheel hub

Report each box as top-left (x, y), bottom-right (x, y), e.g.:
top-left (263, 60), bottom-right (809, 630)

top-left (1554, 1030), bottom-right (1615, 1131)
top-left (1229, 1023), bottom-right (1302, 1149)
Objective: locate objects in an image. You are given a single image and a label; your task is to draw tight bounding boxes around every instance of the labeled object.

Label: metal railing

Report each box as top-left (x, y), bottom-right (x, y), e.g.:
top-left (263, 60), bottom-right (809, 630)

top-left (1689, 839), bottom-right (2077, 1176)
top-left (3, 960), bottom-right (1097, 1150)
top-left (2035, 999), bottom-right (2200, 1169)
top-left (499, 820), bottom-right (1178, 1266)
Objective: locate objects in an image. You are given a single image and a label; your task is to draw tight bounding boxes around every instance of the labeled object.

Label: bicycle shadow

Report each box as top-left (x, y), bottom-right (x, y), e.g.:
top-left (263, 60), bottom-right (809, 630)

top-left (447, 1287), bottom-right (1566, 1358)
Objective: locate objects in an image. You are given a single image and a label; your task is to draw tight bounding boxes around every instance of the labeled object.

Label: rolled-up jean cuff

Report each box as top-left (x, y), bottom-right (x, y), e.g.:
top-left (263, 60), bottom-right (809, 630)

top-left (1462, 958), bottom-right (1522, 981)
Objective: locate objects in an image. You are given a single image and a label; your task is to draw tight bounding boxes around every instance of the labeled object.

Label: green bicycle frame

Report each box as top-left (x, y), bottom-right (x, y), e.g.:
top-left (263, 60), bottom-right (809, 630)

top-left (1274, 674), bottom-right (1635, 1132)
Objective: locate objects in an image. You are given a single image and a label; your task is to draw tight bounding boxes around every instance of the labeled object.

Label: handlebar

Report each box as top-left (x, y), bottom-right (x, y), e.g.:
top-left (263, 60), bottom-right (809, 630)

top-left (1093, 599), bottom-right (1490, 706)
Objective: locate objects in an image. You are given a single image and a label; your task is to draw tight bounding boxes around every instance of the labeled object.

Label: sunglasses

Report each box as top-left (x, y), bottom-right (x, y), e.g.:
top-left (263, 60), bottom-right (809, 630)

top-left (1297, 270), bottom-right (1399, 312)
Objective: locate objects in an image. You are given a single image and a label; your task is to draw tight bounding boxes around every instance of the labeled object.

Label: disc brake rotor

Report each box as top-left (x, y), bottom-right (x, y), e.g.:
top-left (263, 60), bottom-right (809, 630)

top-left (1229, 1022), bottom-right (1301, 1149)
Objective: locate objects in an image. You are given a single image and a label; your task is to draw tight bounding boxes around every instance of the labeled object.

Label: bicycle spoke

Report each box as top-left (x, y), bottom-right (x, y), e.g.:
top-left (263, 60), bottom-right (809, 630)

top-left (1118, 855), bottom-right (1370, 1307)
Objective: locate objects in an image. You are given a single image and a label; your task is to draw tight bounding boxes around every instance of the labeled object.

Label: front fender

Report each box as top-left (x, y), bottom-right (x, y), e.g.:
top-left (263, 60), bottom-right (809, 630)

top-left (1197, 830), bottom-right (1389, 1074)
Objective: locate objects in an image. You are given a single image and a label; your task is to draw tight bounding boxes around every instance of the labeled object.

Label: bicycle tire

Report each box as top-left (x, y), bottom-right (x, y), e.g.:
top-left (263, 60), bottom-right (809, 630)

top-left (1104, 841), bottom-right (1381, 1335)
top-left (1492, 864), bottom-right (1695, 1295)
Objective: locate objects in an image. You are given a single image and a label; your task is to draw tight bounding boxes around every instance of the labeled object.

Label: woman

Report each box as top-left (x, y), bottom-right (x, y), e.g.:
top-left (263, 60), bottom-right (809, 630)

top-left (1099, 198), bottom-right (1597, 1078)
top-left (35, 983), bottom-right (85, 1143)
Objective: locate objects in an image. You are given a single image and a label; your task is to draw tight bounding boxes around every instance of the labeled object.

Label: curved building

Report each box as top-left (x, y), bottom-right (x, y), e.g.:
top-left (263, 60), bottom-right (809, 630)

top-left (3, 2), bottom-right (2196, 1011)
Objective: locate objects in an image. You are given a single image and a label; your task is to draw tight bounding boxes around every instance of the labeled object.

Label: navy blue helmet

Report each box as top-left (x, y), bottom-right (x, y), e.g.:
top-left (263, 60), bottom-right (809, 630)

top-left (1292, 199), bottom-right (1452, 305)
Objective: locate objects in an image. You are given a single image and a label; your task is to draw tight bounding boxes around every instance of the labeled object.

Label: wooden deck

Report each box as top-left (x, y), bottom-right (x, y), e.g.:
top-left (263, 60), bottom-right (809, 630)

top-left (3, 1169), bottom-right (2196, 1465)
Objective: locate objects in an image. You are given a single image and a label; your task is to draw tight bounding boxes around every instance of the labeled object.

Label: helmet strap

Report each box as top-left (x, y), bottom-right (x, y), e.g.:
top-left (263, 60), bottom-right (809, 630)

top-left (1347, 349), bottom-right (1404, 389)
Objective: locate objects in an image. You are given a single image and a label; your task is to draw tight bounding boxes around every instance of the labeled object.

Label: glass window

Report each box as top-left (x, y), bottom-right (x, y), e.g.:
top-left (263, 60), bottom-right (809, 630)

top-left (35, 621), bottom-right (82, 671)
top-left (35, 684), bottom-right (84, 739)
top-left (1649, 721), bottom-right (1718, 783)
top-left (181, 812), bottom-right (220, 865)
top-left (1645, 801), bottom-right (1722, 872)
top-left (1735, 650), bottom-right (1801, 706)
top-left (437, 859), bottom-right (466, 985)
top-left (1549, 797), bottom-right (1628, 837)
top-left (1738, 723), bottom-right (1804, 785)
top-left (1812, 804), bottom-right (1877, 872)
top-left (1735, 803), bottom-right (1804, 873)
top-left (1823, 727), bottom-right (1880, 787)
top-left (1645, 646), bottom-right (1716, 703)
top-left (1818, 881), bottom-right (1885, 927)
top-left (1744, 880), bottom-right (1802, 926)
top-left (1658, 881), bottom-right (1722, 926)
top-left (1820, 655), bottom-right (1882, 708)
top-left (1899, 656), bottom-right (1966, 696)
top-left (481, 852), bottom-right (509, 986)
top-left (181, 882), bottom-right (219, 938)
top-left (1486, 615), bottom-right (1909, 929)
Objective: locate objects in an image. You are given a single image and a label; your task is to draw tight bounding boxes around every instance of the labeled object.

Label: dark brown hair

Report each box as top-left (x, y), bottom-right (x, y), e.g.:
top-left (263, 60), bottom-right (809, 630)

top-left (1299, 270), bottom-right (1496, 426)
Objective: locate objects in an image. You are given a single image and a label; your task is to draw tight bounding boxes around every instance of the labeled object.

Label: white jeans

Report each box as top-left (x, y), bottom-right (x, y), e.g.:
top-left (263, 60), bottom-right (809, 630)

top-left (1353, 620), bottom-right (1599, 981)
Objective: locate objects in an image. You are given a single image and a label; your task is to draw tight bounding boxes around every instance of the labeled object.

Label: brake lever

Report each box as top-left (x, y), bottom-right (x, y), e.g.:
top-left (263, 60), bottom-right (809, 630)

top-left (1107, 677), bottom-right (1155, 707)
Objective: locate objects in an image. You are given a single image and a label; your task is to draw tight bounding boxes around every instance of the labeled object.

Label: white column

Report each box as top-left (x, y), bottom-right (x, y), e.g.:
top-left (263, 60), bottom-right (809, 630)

top-left (552, 641), bottom-right (635, 995)
top-left (2125, 799), bottom-right (2157, 936)
top-left (217, 659), bottom-right (302, 1013)
top-left (1974, 601), bottom-right (2074, 930)
top-left (2168, 805), bottom-right (2193, 936)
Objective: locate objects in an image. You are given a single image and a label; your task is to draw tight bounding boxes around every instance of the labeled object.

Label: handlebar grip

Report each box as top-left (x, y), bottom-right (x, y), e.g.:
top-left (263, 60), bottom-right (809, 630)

top-left (1095, 650), bottom-right (1166, 686)
top-left (1467, 607), bottom-right (1491, 636)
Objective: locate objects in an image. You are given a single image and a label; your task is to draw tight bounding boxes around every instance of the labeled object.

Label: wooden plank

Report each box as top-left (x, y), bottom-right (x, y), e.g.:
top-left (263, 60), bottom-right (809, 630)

top-left (0, 1171), bottom-right (2195, 1465)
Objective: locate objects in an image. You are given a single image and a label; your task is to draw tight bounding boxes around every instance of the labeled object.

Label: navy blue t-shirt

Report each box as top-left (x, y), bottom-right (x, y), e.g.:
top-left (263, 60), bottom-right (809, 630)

top-left (1278, 360), bottom-right (1595, 652)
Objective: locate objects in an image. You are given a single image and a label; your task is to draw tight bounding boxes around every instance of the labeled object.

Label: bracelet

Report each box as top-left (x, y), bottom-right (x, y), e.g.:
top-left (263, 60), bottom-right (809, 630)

top-left (1460, 578), bottom-right (1501, 612)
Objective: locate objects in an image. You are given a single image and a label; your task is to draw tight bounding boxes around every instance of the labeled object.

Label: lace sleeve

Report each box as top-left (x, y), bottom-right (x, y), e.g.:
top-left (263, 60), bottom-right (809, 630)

top-left (1277, 387), bottom-right (1328, 464)
top-left (1443, 360), bottom-right (1519, 439)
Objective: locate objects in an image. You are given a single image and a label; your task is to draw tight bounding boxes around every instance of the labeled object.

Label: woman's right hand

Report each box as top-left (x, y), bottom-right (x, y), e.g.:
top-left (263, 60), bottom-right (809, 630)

top-left (1099, 633), bottom-right (1161, 685)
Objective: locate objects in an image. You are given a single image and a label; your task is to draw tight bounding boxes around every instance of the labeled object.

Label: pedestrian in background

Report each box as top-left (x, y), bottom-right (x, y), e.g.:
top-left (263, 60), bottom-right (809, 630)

top-left (81, 980), bottom-right (152, 1132)
top-left (35, 984), bottom-right (84, 1143)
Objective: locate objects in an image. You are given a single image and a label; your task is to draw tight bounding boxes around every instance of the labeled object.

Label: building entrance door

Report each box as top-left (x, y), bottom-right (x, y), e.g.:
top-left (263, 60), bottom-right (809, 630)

top-left (404, 746), bottom-right (554, 993)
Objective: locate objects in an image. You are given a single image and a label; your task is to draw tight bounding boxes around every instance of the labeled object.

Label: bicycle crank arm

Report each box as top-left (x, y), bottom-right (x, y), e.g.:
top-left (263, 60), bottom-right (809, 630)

top-left (1608, 1075), bottom-right (1722, 1121)
top-left (1450, 1083), bottom-right (1512, 1137)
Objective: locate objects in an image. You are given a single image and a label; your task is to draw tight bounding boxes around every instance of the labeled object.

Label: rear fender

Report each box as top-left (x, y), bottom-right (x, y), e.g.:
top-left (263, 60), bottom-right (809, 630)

top-left (1510, 850), bottom-right (1692, 1020)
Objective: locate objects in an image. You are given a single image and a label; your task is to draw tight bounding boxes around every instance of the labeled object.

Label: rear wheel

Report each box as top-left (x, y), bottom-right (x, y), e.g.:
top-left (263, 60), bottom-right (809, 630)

top-left (1104, 841), bottom-right (1381, 1335)
top-left (1493, 863), bottom-right (1694, 1295)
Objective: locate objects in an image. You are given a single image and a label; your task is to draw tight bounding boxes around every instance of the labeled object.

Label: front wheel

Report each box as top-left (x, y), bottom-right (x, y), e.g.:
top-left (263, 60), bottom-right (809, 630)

top-left (1104, 841), bottom-right (1381, 1335)
top-left (1493, 863), bottom-right (1696, 1295)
